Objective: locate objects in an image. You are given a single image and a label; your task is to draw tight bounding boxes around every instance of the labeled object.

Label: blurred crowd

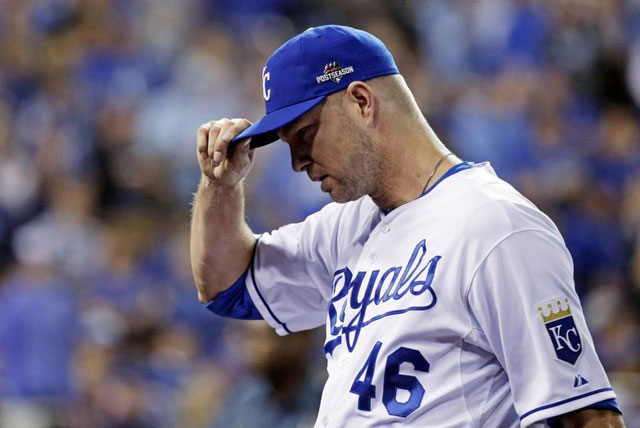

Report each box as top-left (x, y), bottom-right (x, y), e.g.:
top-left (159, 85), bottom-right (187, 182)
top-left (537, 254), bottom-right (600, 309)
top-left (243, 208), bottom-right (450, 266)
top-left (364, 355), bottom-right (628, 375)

top-left (0, 0), bottom-right (639, 427)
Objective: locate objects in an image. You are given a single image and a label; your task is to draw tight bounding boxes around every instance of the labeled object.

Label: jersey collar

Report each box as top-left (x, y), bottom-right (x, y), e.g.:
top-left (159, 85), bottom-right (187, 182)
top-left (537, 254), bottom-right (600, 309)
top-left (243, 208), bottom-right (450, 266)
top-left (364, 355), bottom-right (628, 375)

top-left (382, 161), bottom-right (474, 215)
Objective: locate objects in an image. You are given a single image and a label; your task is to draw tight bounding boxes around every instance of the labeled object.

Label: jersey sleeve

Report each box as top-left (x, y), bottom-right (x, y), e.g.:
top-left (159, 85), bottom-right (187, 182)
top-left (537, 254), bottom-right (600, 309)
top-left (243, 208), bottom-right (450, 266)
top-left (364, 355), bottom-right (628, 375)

top-left (205, 264), bottom-right (263, 320)
top-left (465, 229), bottom-right (617, 427)
top-left (244, 203), bottom-right (342, 335)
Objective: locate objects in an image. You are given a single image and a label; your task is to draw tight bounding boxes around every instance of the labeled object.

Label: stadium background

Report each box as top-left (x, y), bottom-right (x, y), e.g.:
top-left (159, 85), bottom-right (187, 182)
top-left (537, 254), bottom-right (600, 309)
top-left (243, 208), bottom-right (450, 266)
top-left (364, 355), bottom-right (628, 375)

top-left (0, 0), bottom-right (639, 427)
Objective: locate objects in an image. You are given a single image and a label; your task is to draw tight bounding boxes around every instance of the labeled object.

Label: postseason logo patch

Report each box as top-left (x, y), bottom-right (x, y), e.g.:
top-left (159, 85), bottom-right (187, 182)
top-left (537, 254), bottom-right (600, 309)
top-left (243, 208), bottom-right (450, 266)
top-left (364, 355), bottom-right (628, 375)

top-left (537, 297), bottom-right (582, 365)
top-left (316, 61), bottom-right (354, 84)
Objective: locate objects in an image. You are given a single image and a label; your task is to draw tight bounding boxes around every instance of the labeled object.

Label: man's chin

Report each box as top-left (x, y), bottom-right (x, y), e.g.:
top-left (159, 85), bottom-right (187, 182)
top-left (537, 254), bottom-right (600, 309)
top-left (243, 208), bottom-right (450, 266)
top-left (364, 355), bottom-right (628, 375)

top-left (326, 187), bottom-right (363, 204)
top-left (329, 194), bottom-right (351, 204)
top-left (320, 178), bottom-right (366, 203)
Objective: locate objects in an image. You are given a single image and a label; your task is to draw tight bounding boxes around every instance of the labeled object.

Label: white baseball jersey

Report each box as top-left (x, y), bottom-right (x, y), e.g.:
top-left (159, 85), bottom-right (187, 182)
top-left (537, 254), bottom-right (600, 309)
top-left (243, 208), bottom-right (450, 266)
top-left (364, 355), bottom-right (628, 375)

top-left (208, 162), bottom-right (618, 427)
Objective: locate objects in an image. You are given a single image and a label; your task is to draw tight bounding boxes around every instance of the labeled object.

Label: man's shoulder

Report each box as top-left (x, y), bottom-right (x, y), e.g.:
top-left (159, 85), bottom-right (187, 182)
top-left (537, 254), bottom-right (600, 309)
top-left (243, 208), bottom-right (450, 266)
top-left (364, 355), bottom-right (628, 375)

top-left (436, 162), bottom-right (561, 242)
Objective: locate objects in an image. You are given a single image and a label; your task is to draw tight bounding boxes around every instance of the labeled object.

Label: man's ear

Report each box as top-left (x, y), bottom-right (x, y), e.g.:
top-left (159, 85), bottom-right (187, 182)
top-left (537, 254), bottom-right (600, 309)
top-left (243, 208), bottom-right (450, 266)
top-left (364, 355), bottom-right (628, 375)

top-left (345, 81), bottom-right (376, 125)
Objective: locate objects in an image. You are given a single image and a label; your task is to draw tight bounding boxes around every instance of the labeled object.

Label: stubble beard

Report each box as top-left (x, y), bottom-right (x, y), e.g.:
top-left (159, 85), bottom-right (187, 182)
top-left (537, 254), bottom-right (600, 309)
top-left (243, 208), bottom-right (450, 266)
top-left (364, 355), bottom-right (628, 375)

top-left (329, 128), bottom-right (380, 203)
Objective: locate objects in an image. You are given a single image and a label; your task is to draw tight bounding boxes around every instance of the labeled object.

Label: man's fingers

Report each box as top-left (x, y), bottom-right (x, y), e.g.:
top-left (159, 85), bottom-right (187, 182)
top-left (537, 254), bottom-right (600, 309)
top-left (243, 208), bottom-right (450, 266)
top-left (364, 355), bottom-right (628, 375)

top-left (212, 119), bottom-right (252, 165)
top-left (238, 138), bottom-right (251, 150)
top-left (208, 120), bottom-right (227, 160)
top-left (223, 120), bottom-right (253, 157)
top-left (230, 118), bottom-right (252, 135)
top-left (197, 118), bottom-right (253, 176)
top-left (211, 120), bottom-right (235, 166)
top-left (197, 121), bottom-right (214, 156)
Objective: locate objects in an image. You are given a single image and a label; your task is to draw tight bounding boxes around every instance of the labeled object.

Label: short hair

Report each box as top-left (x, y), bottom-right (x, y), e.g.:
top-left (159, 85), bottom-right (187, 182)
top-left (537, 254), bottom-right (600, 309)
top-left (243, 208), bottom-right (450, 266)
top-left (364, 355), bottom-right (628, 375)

top-left (367, 74), bottom-right (416, 114)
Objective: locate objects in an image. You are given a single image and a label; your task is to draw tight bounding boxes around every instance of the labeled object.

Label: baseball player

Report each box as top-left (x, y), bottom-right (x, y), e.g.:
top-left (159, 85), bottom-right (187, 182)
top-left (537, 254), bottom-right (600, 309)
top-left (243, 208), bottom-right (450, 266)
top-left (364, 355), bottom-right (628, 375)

top-left (191, 25), bottom-right (625, 427)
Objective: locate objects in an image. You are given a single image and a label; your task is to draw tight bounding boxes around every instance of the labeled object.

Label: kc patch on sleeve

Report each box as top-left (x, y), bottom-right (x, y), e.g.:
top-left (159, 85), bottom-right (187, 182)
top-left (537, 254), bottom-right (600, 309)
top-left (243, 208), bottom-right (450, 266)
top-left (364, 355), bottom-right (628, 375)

top-left (537, 297), bottom-right (582, 365)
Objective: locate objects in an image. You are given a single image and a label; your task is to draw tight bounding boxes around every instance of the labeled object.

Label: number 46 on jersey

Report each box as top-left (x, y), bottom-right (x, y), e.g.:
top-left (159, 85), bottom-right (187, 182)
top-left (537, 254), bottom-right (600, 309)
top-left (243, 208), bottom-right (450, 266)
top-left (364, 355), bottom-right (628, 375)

top-left (350, 341), bottom-right (430, 417)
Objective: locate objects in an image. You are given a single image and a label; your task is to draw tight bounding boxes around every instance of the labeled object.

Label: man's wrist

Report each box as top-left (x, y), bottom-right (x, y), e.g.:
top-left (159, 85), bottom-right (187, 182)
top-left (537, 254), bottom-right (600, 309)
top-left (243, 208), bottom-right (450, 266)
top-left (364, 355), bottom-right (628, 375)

top-left (199, 175), bottom-right (242, 193)
top-left (195, 175), bottom-right (245, 215)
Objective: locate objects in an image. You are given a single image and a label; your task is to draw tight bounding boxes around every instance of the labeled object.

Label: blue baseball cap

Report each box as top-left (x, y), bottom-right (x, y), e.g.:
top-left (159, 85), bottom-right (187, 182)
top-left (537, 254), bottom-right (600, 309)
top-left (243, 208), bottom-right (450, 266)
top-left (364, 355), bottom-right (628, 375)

top-left (232, 25), bottom-right (399, 148)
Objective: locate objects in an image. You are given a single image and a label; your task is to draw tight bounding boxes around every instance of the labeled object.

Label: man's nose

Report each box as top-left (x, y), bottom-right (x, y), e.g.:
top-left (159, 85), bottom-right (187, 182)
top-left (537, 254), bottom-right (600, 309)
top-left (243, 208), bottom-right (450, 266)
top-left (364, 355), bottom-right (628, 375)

top-left (290, 144), bottom-right (312, 173)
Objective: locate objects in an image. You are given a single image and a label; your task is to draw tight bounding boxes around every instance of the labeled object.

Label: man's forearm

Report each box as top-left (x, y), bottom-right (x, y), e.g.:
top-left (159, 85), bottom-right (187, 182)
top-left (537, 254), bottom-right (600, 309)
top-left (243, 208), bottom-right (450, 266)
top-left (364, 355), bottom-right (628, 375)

top-left (190, 177), bottom-right (255, 303)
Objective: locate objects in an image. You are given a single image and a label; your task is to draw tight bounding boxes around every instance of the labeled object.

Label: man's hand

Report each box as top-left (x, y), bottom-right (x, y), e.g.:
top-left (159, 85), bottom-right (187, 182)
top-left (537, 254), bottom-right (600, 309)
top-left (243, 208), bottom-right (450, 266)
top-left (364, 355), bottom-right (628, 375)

top-left (196, 118), bottom-right (254, 187)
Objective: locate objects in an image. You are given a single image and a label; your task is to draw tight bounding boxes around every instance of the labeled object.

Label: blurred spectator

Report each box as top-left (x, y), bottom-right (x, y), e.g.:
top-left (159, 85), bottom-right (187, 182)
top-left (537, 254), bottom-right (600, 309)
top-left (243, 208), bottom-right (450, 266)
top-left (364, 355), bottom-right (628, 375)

top-left (12, 176), bottom-right (104, 282)
top-left (448, 63), bottom-right (536, 180)
top-left (0, 261), bottom-right (78, 428)
top-left (176, 362), bottom-right (229, 428)
top-left (589, 106), bottom-right (640, 194)
top-left (211, 321), bottom-right (320, 428)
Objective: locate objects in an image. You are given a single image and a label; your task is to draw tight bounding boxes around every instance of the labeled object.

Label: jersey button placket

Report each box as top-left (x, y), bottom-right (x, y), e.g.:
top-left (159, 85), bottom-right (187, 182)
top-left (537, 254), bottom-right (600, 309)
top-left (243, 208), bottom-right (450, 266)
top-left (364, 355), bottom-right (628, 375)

top-left (339, 356), bottom-right (348, 370)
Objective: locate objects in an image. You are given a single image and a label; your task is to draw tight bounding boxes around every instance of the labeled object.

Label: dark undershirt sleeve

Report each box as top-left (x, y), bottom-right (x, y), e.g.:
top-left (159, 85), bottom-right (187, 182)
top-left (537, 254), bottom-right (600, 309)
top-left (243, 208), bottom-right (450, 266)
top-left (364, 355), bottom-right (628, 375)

top-left (204, 263), bottom-right (263, 320)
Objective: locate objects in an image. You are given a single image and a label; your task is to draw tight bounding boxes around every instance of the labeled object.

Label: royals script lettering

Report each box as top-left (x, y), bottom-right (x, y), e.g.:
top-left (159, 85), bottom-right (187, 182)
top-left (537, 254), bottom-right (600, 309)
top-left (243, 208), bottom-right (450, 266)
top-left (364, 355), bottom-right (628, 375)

top-left (325, 239), bottom-right (441, 354)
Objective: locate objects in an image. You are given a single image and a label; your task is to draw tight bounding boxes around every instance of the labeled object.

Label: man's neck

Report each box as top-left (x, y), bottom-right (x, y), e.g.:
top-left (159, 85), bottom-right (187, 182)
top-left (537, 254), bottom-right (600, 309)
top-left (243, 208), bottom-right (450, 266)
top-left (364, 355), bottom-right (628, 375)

top-left (370, 128), bottom-right (459, 211)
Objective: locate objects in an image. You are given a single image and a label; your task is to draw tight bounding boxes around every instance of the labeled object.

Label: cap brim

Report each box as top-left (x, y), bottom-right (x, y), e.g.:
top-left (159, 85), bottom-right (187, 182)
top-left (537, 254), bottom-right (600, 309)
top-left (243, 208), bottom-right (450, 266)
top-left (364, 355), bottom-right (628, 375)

top-left (231, 95), bottom-right (326, 148)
